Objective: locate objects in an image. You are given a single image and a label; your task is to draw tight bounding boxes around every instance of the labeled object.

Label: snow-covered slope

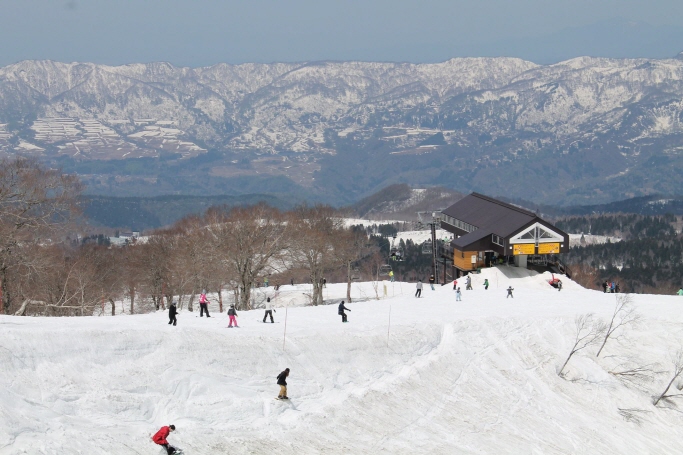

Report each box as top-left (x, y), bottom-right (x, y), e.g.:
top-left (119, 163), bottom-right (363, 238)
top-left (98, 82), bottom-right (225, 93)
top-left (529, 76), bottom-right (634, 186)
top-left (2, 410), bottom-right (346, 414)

top-left (1, 268), bottom-right (682, 454)
top-left (2, 56), bottom-right (683, 155)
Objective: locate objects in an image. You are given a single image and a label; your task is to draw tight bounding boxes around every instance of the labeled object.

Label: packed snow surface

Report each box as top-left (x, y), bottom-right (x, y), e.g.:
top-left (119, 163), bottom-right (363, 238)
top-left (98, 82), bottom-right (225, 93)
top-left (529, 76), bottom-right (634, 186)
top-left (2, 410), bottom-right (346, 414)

top-left (2, 267), bottom-right (683, 454)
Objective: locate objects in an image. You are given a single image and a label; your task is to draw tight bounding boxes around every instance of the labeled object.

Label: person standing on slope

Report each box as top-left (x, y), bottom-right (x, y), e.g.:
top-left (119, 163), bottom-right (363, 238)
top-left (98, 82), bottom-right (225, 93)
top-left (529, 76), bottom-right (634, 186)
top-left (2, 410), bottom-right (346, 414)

top-left (455, 287), bottom-right (462, 301)
top-left (678, 287), bottom-right (683, 296)
top-left (263, 297), bottom-right (275, 323)
top-left (338, 300), bottom-right (351, 323)
top-left (506, 286), bottom-right (514, 298)
top-left (429, 275), bottom-right (435, 290)
top-left (483, 278), bottom-right (489, 290)
top-left (465, 275), bottom-right (472, 290)
top-left (168, 301), bottom-right (177, 326)
top-left (277, 368), bottom-right (290, 399)
top-left (415, 280), bottom-right (423, 298)
top-left (199, 290), bottom-right (211, 317)
top-left (389, 270), bottom-right (394, 282)
top-left (152, 424), bottom-right (177, 454)
top-left (453, 279), bottom-right (458, 290)
top-left (227, 304), bottom-right (239, 328)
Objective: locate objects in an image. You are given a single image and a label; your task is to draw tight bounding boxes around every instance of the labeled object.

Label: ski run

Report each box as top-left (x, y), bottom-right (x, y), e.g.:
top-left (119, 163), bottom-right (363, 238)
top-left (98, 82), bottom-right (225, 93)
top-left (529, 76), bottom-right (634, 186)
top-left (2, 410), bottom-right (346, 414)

top-left (1, 266), bottom-right (683, 454)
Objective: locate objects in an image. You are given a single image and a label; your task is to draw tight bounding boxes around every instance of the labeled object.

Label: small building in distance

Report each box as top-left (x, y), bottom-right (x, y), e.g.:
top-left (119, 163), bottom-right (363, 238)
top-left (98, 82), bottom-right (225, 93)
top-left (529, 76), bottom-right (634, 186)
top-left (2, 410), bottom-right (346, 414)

top-left (439, 193), bottom-right (569, 275)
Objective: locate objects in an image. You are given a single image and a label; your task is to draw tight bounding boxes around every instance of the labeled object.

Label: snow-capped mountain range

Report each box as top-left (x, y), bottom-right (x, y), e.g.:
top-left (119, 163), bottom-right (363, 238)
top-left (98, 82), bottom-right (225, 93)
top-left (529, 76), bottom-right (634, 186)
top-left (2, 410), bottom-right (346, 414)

top-left (2, 55), bottom-right (683, 204)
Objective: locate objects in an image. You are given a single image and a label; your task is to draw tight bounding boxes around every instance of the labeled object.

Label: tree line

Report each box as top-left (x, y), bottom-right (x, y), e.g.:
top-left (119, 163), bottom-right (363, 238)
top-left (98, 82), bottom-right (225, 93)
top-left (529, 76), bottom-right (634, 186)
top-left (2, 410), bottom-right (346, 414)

top-left (557, 214), bottom-right (683, 293)
top-left (2, 157), bottom-right (440, 316)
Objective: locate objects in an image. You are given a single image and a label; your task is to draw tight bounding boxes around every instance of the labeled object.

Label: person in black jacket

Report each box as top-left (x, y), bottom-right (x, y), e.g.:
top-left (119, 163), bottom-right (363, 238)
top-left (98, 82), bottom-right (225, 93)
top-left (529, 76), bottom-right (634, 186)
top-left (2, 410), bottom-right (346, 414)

top-left (277, 368), bottom-right (290, 399)
top-left (338, 301), bottom-right (351, 323)
top-left (168, 302), bottom-right (177, 326)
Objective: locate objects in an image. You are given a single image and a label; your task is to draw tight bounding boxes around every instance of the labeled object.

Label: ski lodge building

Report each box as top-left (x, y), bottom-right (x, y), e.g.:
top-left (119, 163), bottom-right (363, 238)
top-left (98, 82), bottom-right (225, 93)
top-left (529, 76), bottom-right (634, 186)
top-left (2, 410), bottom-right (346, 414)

top-left (440, 193), bottom-right (569, 274)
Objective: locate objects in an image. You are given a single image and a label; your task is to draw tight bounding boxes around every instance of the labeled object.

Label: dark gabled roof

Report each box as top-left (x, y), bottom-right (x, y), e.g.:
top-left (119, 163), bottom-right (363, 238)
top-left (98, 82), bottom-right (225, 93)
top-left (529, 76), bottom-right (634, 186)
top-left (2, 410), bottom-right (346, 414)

top-left (442, 193), bottom-right (537, 238)
top-left (451, 228), bottom-right (492, 249)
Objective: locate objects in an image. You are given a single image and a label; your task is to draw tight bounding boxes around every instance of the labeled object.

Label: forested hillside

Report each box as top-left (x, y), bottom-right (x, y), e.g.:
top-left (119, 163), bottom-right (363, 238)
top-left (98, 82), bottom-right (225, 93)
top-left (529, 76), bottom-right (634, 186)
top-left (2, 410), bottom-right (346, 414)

top-left (557, 214), bottom-right (683, 293)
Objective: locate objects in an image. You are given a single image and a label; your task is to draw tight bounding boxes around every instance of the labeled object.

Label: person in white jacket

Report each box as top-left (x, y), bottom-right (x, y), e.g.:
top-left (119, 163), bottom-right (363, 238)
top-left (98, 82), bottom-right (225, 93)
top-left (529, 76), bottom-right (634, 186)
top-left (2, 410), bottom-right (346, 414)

top-left (263, 297), bottom-right (275, 323)
top-left (415, 280), bottom-right (423, 298)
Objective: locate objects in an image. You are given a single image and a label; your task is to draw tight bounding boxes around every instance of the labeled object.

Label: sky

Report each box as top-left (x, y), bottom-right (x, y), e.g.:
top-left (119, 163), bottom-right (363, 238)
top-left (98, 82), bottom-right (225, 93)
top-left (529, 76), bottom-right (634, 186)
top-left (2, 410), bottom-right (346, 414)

top-left (1, 0), bottom-right (683, 67)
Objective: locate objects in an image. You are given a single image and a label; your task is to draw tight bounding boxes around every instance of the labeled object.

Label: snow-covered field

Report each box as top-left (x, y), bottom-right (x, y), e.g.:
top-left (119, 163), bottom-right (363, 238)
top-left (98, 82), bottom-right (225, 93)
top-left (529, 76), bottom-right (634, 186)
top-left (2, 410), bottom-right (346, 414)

top-left (2, 267), bottom-right (683, 454)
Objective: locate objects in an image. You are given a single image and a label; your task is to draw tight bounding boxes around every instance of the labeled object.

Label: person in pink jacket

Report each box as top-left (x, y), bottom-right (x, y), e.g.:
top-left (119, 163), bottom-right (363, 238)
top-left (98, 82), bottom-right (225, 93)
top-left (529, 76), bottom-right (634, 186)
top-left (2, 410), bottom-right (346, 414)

top-left (199, 290), bottom-right (211, 317)
top-left (227, 304), bottom-right (239, 328)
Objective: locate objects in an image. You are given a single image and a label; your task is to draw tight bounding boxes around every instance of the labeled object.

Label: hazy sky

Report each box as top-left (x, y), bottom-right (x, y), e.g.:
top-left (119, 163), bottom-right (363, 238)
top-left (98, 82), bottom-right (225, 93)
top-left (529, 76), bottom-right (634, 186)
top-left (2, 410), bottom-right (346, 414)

top-left (2, 0), bottom-right (683, 67)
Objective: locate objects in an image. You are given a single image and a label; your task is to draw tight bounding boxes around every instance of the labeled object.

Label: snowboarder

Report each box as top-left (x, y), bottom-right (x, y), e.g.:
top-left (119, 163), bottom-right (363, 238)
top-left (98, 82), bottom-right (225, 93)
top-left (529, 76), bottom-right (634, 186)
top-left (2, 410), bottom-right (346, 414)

top-left (152, 424), bottom-right (177, 454)
top-left (389, 270), bottom-right (394, 282)
top-left (168, 302), bottom-right (177, 326)
top-left (263, 297), bottom-right (275, 323)
top-left (199, 290), bottom-right (210, 317)
top-left (277, 368), bottom-right (290, 399)
top-left (415, 280), bottom-right (423, 298)
top-left (227, 304), bottom-right (239, 328)
top-left (466, 275), bottom-right (472, 290)
top-left (506, 286), bottom-right (514, 298)
top-left (338, 300), bottom-right (351, 322)
top-left (455, 287), bottom-right (462, 301)
top-left (429, 275), bottom-right (435, 290)
top-left (483, 278), bottom-right (489, 290)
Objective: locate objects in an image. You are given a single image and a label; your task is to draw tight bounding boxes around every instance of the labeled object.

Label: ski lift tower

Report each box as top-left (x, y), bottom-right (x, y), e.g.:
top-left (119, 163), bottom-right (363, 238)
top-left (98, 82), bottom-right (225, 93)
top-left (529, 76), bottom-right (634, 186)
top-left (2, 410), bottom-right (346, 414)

top-left (417, 210), bottom-right (442, 284)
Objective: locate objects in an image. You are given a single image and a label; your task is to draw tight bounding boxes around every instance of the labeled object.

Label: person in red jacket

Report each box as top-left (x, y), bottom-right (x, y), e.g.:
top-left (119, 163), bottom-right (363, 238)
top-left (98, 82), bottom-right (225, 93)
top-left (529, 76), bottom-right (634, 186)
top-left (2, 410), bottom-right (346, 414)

top-left (152, 424), bottom-right (177, 454)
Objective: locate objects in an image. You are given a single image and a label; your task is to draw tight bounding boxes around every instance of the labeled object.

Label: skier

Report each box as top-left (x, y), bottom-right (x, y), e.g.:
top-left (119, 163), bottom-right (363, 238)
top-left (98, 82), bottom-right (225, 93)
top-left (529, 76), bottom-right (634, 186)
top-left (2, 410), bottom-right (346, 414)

top-left (389, 270), bottom-right (394, 282)
top-left (455, 287), bottom-right (462, 301)
top-left (263, 297), bottom-right (275, 323)
top-left (277, 368), bottom-right (290, 399)
top-left (152, 424), bottom-right (177, 454)
top-left (453, 279), bottom-right (458, 290)
top-left (483, 278), bottom-right (489, 290)
top-left (264, 276), bottom-right (269, 287)
top-left (290, 278), bottom-right (294, 286)
top-left (338, 300), bottom-right (351, 323)
top-left (415, 280), bottom-right (423, 298)
top-left (557, 280), bottom-right (562, 291)
top-left (506, 286), bottom-right (514, 298)
top-left (678, 288), bottom-right (683, 296)
top-left (466, 275), bottom-right (472, 290)
top-left (227, 304), bottom-right (239, 328)
top-left (199, 290), bottom-right (210, 317)
top-left (168, 301), bottom-right (177, 326)
top-left (429, 275), bottom-right (435, 290)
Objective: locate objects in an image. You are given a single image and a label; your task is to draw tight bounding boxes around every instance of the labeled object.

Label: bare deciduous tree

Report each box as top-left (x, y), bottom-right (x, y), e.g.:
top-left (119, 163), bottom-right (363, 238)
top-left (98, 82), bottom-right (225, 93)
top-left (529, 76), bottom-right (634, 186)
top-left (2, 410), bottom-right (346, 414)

top-left (609, 362), bottom-right (659, 387)
top-left (558, 314), bottom-right (605, 377)
top-left (207, 204), bottom-right (289, 310)
top-left (653, 350), bottom-right (683, 406)
top-left (0, 157), bottom-right (82, 314)
top-left (288, 205), bottom-right (346, 306)
top-left (337, 229), bottom-right (372, 303)
top-left (596, 294), bottom-right (640, 357)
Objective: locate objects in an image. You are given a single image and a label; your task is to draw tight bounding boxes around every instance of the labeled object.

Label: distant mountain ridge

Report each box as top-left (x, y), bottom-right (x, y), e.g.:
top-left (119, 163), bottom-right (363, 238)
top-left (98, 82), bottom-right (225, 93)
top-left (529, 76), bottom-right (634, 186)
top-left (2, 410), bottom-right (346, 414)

top-left (2, 56), bottom-right (683, 205)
